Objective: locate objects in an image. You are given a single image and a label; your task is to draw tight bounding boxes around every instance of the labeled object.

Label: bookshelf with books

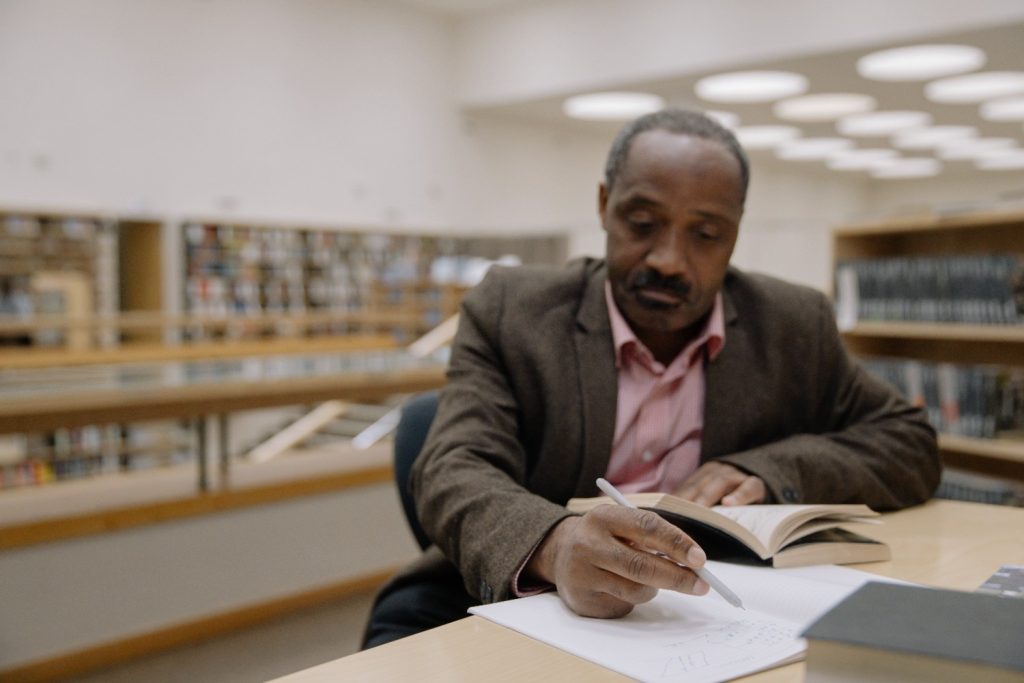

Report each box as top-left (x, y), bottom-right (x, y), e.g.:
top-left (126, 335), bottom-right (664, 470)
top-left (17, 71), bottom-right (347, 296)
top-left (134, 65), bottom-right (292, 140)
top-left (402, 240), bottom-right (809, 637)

top-left (1, 213), bottom-right (566, 489)
top-left (0, 209), bottom-right (118, 348)
top-left (0, 210), bottom-right (186, 489)
top-left (833, 209), bottom-right (1024, 482)
top-left (182, 221), bottom-right (566, 341)
top-left (0, 210), bottom-right (188, 489)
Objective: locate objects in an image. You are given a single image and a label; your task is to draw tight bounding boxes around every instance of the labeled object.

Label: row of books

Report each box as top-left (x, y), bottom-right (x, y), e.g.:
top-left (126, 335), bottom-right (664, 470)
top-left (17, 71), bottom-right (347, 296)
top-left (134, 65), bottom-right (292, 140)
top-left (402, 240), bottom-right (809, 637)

top-left (183, 223), bottom-right (565, 319)
top-left (834, 253), bottom-right (1024, 326)
top-left (0, 423), bottom-right (190, 490)
top-left (862, 357), bottom-right (1024, 439)
top-left (186, 223), bottom-right (487, 285)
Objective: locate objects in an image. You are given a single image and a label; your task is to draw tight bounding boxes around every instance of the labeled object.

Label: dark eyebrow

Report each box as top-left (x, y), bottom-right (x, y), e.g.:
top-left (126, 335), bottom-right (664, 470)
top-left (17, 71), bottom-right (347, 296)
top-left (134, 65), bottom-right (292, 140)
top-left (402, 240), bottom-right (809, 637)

top-left (615, 195), bottom-right (663, 212)
top-left (615, 194), bottom-right (740, 223)
top-left (693, 209), bottom-right (732, 223)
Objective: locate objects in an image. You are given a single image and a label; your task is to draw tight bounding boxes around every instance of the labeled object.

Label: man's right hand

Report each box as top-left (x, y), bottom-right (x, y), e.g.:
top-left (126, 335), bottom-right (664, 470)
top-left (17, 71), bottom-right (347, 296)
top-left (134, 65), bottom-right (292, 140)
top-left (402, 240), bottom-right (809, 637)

top-left (524, 505), bottom-right (710, 618)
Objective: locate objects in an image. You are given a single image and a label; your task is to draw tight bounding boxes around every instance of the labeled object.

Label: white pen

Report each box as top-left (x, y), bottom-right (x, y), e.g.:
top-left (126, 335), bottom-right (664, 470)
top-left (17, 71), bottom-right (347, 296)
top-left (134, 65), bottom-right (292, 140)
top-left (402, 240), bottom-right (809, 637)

top-left (595, 477), bottom-right (745, 610)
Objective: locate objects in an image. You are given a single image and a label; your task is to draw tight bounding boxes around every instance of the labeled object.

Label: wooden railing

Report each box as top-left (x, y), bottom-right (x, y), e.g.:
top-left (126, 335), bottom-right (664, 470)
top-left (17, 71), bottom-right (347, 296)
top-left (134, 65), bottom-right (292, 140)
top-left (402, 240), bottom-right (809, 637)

top-left (0, 309), bottom-right (430, 369)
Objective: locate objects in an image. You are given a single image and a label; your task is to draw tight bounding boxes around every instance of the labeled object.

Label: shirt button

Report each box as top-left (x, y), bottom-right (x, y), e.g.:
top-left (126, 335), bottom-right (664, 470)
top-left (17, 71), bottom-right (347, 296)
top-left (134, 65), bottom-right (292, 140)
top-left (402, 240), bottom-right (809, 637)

top-left (642, 450), bottom-right (653, 462)
top-left (782, 488), bottom-right (798, 503)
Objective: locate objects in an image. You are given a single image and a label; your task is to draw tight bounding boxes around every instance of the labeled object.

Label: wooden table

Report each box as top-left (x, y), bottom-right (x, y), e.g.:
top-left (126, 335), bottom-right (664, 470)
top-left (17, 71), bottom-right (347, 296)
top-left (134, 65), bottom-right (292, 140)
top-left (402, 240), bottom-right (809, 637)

top-left (270, 499), bottom-right (1024, 682)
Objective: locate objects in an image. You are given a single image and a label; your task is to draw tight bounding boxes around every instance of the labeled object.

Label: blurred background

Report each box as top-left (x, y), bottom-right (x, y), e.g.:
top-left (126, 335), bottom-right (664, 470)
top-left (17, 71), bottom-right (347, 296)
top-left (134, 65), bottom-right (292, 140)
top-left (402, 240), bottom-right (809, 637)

top-left (0, 1), bottom-right (1022, 681)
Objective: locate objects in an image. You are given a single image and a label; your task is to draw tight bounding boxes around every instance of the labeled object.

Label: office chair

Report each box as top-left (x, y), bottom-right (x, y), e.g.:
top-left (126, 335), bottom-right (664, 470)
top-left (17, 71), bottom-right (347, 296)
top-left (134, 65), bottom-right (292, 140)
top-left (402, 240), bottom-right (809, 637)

top-left (393, 391), bottom-right (439, 549)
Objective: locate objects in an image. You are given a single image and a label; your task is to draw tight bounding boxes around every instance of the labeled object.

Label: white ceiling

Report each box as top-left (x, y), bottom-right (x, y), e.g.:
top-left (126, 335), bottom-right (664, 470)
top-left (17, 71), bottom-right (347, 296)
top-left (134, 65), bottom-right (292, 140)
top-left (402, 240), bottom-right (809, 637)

top-left (461, 18), bottom-right (1024, 179)
top-left (396, 0), bottom-right (526, 15)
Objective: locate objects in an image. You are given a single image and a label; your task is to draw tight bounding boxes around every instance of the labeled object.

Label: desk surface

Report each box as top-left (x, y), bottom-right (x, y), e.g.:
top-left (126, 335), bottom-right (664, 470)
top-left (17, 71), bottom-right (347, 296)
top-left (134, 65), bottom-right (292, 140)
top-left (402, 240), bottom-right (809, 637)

top-left (272, 499), bottom-right (1024, 683)
top-left (0, 350), bottom-right (446, 433)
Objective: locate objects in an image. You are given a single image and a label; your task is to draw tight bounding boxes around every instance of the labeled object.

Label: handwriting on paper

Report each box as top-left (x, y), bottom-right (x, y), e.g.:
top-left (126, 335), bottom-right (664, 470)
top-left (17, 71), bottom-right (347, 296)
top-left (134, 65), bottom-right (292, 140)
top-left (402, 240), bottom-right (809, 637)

top-left (656, 618), bottom-right (798, 678)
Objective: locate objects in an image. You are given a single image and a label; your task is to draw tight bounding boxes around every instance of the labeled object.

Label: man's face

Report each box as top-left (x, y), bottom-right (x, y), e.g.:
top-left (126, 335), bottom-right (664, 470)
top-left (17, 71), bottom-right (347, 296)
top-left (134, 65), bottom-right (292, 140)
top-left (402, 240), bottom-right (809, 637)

top-left (600, 130), bottom-right (744, 351)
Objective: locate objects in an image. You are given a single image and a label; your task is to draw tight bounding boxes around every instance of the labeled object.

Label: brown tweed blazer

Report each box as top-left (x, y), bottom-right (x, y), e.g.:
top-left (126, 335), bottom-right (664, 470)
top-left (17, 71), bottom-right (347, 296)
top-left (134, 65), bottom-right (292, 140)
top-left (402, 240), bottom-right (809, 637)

top-left (408, 258), bottom-right (939, 604)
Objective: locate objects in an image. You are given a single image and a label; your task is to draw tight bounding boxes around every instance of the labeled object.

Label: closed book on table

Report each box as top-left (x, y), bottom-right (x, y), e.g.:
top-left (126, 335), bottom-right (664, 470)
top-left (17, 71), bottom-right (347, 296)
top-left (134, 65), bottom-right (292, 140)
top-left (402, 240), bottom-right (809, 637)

top-left (802, 581), bottom-right (1024, 682)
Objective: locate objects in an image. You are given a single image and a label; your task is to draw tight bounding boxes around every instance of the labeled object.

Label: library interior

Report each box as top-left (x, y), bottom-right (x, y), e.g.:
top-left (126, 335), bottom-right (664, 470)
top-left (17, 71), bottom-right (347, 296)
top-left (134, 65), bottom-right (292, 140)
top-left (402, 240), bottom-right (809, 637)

top-left (1, 1), bottom-right (1023, 681)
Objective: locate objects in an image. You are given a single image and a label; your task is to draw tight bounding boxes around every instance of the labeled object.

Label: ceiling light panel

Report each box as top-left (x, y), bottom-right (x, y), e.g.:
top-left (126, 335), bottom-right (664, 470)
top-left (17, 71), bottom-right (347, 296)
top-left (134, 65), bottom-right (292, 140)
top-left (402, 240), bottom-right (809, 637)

top-left (980, 96), bottom-right (1024, 122)
top-left (870, 158), bottom-right (942, 179)
top-left (775, 137), bottom-right (854, 161)
top-left (826, 149), bottom-right (899, 171)
top-left (925, 72), bottom-right (1024, 103)
top-left (774, 93), bottom-right (876, 122)
top-left (977, 152), bottom-right (1024, 170)
top-left (837, 111), bottom-right (932, 137)
top-left (937, 138), bottom-right (1017, 160)
top-left (695, 71), bottom-right (808, 103)
top-left (733, 125), bottom-right (802, 150)
top-left (562, 92), bottom-right (665, 121)
top-left (892, 125), bottom-right (978, 149)
top-left (857, 44), bottom-right (986, 82)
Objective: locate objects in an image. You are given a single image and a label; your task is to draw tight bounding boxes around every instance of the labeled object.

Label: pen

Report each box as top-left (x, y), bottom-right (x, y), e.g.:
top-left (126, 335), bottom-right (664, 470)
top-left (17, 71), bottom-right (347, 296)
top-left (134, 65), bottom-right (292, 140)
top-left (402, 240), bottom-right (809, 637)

top-left (595, 477), bottom-right (745, 610)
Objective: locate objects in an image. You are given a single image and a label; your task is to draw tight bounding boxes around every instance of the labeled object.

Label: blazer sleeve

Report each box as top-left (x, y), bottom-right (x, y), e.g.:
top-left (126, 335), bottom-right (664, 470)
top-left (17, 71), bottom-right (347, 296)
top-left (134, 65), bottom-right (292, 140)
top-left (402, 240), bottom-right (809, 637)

top-left (717, 292), bottom-right (941, 511)
top-left (409, 270), bottom-right (573, 603)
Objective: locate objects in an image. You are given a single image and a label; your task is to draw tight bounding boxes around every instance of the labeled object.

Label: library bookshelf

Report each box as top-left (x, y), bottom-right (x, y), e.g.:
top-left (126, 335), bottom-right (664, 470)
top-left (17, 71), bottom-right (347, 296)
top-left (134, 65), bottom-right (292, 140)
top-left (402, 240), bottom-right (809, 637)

top-left (833, 209), bottom-right (1024, 482)
top-left (1, 207), bottom-right (567, 490)
top-left (181, 220), bottom-right (561, 341)
top-left (0, 210), bottom-right (564, 679)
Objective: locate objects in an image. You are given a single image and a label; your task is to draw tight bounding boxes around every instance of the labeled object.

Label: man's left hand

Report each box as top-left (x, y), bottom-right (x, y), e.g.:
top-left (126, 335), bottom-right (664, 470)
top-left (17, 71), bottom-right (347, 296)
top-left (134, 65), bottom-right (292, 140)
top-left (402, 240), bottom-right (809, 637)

top-left (673, 462), bottom-right (766, 507)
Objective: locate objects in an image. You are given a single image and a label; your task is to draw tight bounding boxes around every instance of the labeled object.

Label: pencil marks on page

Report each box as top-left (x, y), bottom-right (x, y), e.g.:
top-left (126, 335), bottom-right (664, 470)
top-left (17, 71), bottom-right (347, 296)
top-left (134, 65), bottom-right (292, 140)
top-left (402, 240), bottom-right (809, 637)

top-left (655, 617), bottom-right (798, 678)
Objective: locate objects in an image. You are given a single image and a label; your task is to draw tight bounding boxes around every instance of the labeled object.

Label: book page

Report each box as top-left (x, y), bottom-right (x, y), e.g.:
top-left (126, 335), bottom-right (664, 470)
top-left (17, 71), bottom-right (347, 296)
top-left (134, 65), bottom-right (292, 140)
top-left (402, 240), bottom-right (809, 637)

top-left (709, 505), bottom-right (873, 553)
top-left (707, 505), bottom-right (810, 552)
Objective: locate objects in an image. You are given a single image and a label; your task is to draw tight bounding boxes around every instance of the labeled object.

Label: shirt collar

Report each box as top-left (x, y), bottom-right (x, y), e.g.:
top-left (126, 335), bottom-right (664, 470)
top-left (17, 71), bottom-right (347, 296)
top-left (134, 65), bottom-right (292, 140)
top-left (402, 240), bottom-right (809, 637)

top-left (604, 281), bottom-right (726, 370)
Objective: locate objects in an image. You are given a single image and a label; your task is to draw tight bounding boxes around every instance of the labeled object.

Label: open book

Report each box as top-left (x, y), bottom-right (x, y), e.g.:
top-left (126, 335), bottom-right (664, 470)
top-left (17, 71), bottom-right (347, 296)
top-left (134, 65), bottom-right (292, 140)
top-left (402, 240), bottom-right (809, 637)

top-left (567, 492), bottom-right (889, 567)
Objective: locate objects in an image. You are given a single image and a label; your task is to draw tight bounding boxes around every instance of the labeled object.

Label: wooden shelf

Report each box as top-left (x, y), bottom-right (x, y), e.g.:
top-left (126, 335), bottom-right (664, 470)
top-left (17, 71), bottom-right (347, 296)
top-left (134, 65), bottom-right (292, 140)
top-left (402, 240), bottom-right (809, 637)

top-left (843, 322), bottom-right (1024, 343)
top-left (0, 333), bottom-right (398, 370)
top-left (0, 441), bottom-right (394, 549)
top-left (834, 207), bottom-right (1024, 237)
top-left (939, 434), bottom-right (1024, 463)
top-left (833, 209), bottom-right (1024, 260)
top-left (834, 209), bottom-right (1024, 483)
top-left (939, 434), bottom-right (1024, 482)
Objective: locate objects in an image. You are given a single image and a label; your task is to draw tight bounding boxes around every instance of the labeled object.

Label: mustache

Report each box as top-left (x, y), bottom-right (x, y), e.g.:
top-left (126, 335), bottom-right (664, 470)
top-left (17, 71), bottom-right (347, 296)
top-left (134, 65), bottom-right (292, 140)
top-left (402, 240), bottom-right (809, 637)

top-left (628, 270), bottom-right (692, 298)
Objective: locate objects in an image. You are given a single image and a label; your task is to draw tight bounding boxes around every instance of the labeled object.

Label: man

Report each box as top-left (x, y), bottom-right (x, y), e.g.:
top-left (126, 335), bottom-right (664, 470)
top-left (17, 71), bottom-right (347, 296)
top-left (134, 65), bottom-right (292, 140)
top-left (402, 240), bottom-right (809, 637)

top-left (363, 108), bottom-right (940, 646)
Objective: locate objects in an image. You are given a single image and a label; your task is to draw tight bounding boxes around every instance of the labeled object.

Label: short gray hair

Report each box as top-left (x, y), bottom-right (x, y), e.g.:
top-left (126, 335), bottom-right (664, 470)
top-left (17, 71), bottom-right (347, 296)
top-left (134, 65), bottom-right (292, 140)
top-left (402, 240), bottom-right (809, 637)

top-left (604, 108), bottom-right (749, 201)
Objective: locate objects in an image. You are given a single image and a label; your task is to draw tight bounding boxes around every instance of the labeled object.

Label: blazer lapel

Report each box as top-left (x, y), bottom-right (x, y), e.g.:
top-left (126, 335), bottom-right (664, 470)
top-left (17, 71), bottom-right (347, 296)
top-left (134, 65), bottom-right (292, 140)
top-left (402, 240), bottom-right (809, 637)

top-left (573, 266), bottom-right (617, 496)
top-left (702, 277), bottom-right (740, 460)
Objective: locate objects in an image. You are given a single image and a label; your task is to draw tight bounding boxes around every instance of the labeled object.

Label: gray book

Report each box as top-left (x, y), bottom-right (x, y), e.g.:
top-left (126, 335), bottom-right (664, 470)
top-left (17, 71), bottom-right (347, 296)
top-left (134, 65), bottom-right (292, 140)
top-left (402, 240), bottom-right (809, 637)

top-left (802, 581), bottom-right (1024, 682)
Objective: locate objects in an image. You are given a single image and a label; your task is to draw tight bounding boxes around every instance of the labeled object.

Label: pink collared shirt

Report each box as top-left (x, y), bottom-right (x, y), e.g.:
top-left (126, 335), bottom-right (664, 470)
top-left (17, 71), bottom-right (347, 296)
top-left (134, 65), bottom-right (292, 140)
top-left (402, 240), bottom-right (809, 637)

top-left (512, 284), bottom-right (725, 595)
top-left (604, 282), bottom-right (725, 493)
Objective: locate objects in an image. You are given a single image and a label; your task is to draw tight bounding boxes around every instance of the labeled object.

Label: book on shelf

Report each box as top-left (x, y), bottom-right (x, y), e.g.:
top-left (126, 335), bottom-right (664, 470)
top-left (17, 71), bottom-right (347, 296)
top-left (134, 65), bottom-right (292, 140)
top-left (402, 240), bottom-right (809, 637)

top-left (567, 493), bottom-right (889, 568)
top-left (802, 581), bottom-right (1024, 682)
